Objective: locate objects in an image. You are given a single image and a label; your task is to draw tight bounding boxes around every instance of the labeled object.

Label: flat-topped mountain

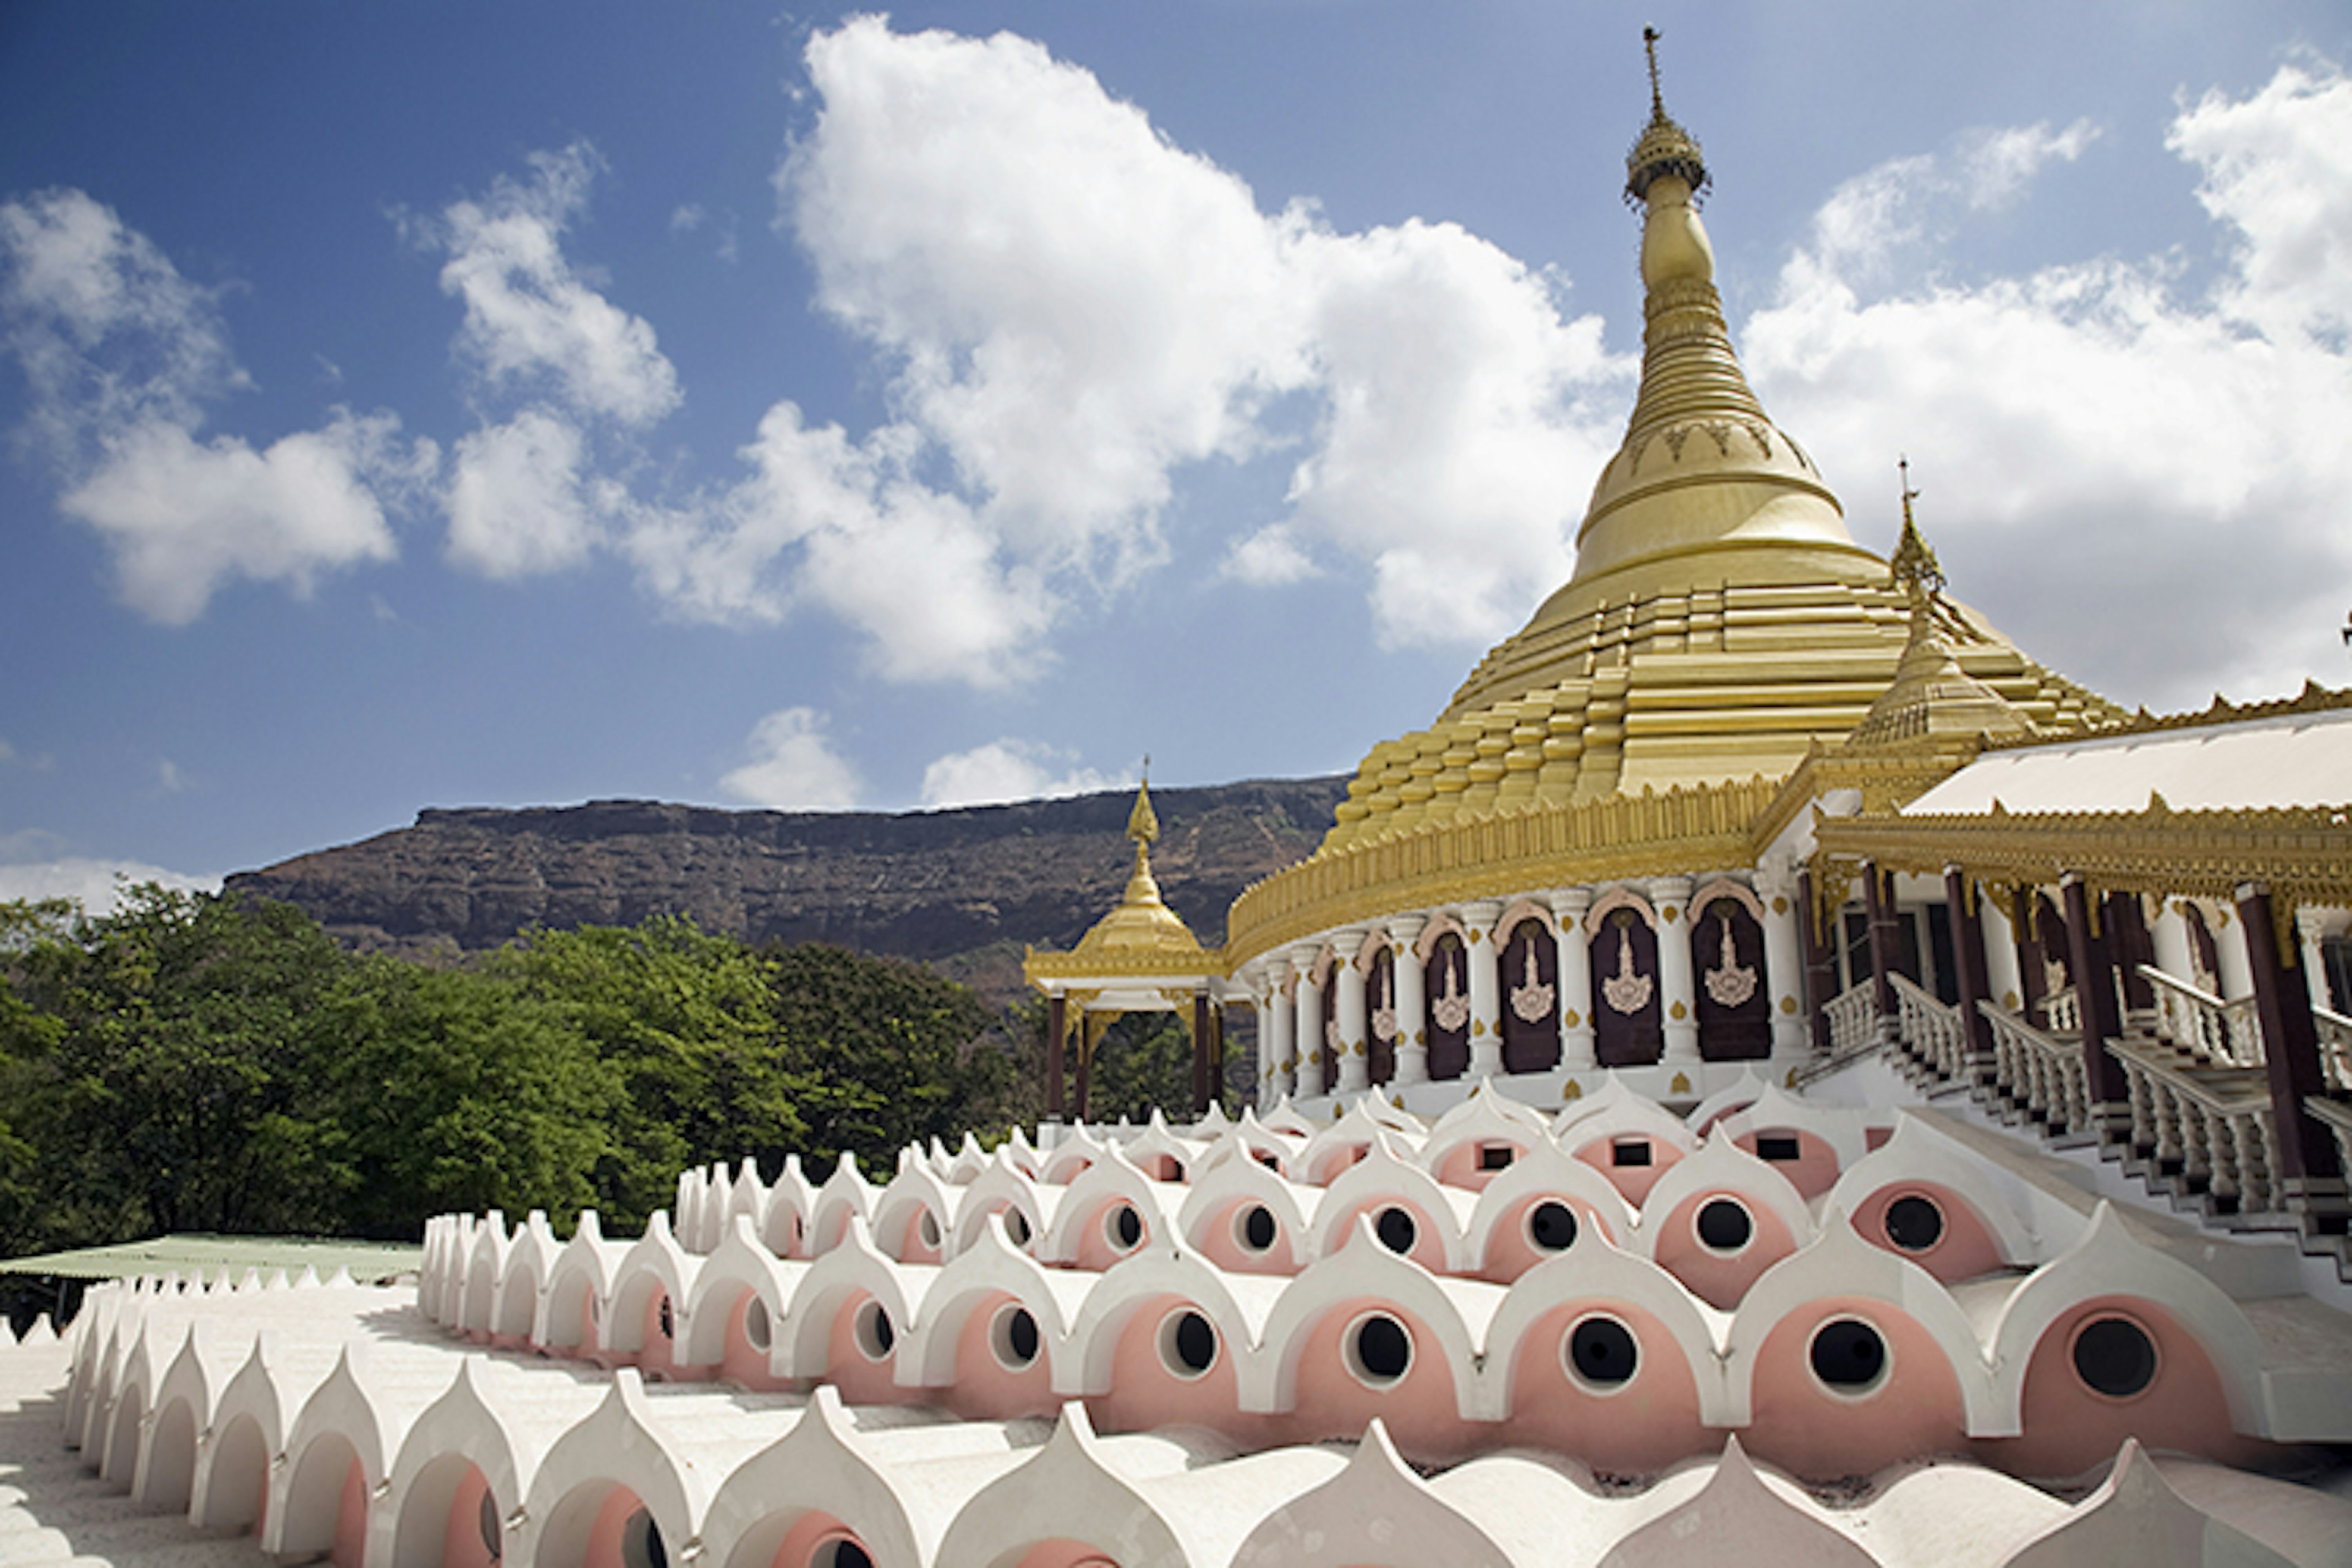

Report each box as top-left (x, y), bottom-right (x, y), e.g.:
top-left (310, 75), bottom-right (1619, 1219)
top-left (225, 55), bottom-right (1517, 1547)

top-left (224, 777), bottom-right (1348, 1004)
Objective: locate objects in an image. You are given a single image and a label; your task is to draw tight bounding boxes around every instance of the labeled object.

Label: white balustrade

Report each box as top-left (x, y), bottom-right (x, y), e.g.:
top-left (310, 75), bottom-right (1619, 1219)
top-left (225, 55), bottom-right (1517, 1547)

top-left (1978, 1001), bottom-right (2089, 1137)
top-left (2317, 1006), bottom-right (2352, 1095)
top-left (2109, 1038), bottom-right (2279, 1216)
top-left (2140, 964), bottom-right (2264, 1068)
top-left (1890, 972), bottom-right (1967, 1086)
top-left (1825, 981), bottom-right (1879, 1056)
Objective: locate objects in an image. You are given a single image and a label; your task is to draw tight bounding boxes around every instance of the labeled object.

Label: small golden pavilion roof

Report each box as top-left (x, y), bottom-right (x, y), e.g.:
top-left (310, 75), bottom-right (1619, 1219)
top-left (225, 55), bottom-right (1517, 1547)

top-left (1025, 780), bottom-right (1217, 989)
top-left (1071, 780), bottom-right (1206, 960)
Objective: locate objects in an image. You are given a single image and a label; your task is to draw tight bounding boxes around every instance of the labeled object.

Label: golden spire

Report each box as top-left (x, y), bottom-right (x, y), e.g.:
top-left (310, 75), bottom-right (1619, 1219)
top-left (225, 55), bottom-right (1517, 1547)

top-left (1126, 766), bottom-right (1159, 852)
top-left (1626, 26), bottom-right (1710, 207)
top-left (1848, 463), bottom-right (2032, 750)
top-left (1888, 456), bottom-right (1945, 614)
top-left (1062, 772), bottom-right (1207, 960)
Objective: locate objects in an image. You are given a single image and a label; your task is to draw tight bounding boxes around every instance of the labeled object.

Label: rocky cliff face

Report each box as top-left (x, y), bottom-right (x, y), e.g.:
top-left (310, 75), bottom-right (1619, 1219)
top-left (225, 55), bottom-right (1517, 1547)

top-left (224, 777), bottom-right (1346, 1005)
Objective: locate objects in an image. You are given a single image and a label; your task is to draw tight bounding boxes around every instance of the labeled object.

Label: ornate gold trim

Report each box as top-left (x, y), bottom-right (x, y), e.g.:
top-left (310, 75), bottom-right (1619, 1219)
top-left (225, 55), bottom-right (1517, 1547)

top-left (1226, 777), bottom-right (1778, 970)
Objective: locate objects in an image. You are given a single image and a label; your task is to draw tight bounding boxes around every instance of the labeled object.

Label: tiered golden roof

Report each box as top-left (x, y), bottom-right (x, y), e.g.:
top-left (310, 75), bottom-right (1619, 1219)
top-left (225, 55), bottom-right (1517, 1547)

top-left (1308, 40), bottom-right (2116, 859)
top-left (1222, 36), bottom-right (2120, 970)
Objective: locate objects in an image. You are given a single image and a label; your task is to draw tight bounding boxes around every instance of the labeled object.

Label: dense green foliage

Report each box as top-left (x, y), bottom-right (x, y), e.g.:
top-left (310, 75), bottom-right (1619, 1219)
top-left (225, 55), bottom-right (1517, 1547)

top-left (0, 888), bottom-right (1029, 1256)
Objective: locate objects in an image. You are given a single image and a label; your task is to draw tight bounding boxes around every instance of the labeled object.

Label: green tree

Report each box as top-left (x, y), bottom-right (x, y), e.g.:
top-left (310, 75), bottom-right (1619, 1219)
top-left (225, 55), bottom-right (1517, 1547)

top-left (322, 959), bottom-right (619, 1239)
top-left (1083, 1011), bottom-right (1194, 1125)
top-left (489, 916), bottom-right (813, 1228)
top-left (766, 942), bottom-right (1009, 1175)
top-left (1, 886), bottom-right (354, 1248)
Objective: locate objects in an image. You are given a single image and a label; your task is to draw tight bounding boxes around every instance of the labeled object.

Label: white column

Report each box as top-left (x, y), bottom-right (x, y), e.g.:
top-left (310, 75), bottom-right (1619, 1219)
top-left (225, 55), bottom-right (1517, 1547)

top-left (1332, 930), bottom-right (1370, 1093)
top-left (1983, 895), bottom-right (2024, 1013)
top-left (1463, 900), bottom-right (1504, 1077)
top-left (1292, 944), bottom-right (1326, 1099)
top-left (1265, 969), bottom-right (1295, 1104)
top-left (2215, 903), bottom-right (2256, 1003)
top-left (1651, 875), bottom-right (1701, 1065)
top-left (2297, 908), bottom-right (2337, 1014)
top-left (1551, 888), bottom-right (1596, 1071)
top-left (1245, 970), bottom-right (1274, 1110)
top-left (1388, 916), bottom-right (1429, 1086)
top-left (2150, 899), bottom-right (2196, 986)
top-left (1755, 861), bottom-right (1809, 1059)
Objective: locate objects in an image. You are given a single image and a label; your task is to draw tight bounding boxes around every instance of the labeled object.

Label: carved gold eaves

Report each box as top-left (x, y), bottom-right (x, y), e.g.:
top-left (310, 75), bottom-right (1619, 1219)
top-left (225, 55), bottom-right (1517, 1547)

top-left (1812, 801), bottom-right (2352, 909)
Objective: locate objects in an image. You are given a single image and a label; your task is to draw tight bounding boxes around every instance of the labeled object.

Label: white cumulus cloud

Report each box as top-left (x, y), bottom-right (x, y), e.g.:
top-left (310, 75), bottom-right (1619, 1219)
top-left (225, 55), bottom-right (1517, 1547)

top-left (432, 143), bottom-right (681, 428)
top-left (920, 739), bottom-right (1124, 809)
top-left (627, 18), bottom-right (1629, 684)
top-left (58, 410), bottom-right (413, 624)
top-left (719, 706), bottom-right (864, 810)
top-left (1743, 58), bottom-right (2352, 709)
top-left (446, 407), bottom-right (601, 578)
top-left (0, 189), bottom-right (430, 622)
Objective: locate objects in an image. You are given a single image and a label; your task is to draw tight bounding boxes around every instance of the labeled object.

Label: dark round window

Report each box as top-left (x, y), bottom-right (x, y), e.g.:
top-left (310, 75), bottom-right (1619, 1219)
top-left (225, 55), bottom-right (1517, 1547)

top-left (1696, 1198), bottom-right (1752, 1252)
top-left (1884, 1194), bottom-right (1945, 1252)
top-left (1528, 1200), bottom-right (1579, 1253)
top-left (1810, 1317), bottom-right (1887, 1391)
top-left (2073, 1316), bottom-right (2158, 1399)
top-left (1109, 1204), bottom-right (1144, 1250)
top-left (855, 1300), bottom-right (895, 1360)
top-left (1163, 1309), bottom-right (1218, 1376)
top-left (657, 1296), bottom-right (674, 1339)
top-left (990, 1304), bottom-right (1040, 1370)
top-left (1374, 1206), bottom-right (1418, 1254)
top-left (624, 1509), bottom-right (666, 1568)
top-left (1240, 1204), bottom-right (1278, 1253)
top-left (1007, 1209), bottom-right (1031, 1246)
top-left (1350, 1313), bottom-right (1413, 1384)
top-left (478, 1488), bottom-right (500, 1558)
top-left (816, 1540), bottom-right (873, 1568)
top-left (1567, 1316), bottom-right (1638, 1387)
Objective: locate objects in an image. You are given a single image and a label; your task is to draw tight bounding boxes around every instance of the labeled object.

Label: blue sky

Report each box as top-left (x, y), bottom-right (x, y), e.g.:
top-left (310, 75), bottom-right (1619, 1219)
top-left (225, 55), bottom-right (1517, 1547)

top-left (4, 2), bottom-right (2350, 903)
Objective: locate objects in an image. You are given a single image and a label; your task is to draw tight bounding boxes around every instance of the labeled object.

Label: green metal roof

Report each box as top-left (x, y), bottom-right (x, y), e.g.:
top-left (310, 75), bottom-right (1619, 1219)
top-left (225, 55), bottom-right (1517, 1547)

top-left (0, 1234), bottom-right (421, 1283)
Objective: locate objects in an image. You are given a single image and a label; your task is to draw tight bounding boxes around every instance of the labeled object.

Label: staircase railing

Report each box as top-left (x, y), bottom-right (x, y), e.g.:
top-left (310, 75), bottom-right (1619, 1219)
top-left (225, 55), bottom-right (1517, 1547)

top-left (2109, 1038), bottom-right (2279, 1216)
top-left (1889, 972), bottom-right (1968, 1085)
top-left (1825, 981), bottom-right (1879, 1055)
top-left (2139, 964), bottom-right (2264, 1068)
top-left (1980, 1000), bottom-right (2089, 1137)
top-left (2318, 1006), bottom-right (2352, 1094)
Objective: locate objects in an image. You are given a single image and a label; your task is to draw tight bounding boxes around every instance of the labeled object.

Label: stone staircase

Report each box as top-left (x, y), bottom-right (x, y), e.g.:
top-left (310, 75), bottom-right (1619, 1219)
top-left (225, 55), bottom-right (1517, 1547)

top-left (1871, 971), bottom-right (2352, 1285)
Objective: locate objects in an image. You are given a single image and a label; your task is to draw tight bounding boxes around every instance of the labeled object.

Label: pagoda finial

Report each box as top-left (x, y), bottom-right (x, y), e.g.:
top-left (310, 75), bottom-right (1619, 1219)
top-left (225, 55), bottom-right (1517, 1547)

top-left (1888, 456), bottom-right (1944, 611)
top-left (1126, 772), bottom-right (1159, 851)
top-left (1627, 26), bottom-right (1708, 206)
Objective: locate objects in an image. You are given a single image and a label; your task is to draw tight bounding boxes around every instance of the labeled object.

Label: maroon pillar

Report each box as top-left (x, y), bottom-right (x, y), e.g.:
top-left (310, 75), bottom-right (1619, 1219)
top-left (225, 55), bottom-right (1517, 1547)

top-left (2061, 874), bottom-right (2130, 1137)
top-left (1945, 867), bottom-right (1996, 1082)
top-left (2237, 883), bottom-right (2346, 1193)
top-left (1046, 992), bottom-right (1066, 1121)
top-left (1193, 990), bottom-right (1213, 1113)
top-left (1074, 1018), bottom-right (1094, 1125)
top-left (2013, 888), bottom-right (2048, 1023)
top-left (2108, 891), bottom-right (2157, 1016)
top-left (1798, 869), bottom-right (1837, 1053)
top-left (1863, 862), bottom-right (1901, 1042)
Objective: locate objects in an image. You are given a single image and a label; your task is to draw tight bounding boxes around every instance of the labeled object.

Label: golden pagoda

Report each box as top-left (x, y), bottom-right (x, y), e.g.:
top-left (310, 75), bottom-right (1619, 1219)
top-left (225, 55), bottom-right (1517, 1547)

top-left (1300, 37), bottom-right (2116, 864)
top-left (1025, 779), bottom-right (1226, 1119)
